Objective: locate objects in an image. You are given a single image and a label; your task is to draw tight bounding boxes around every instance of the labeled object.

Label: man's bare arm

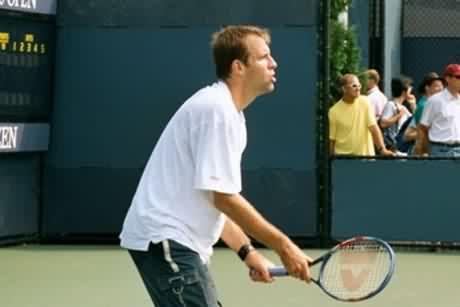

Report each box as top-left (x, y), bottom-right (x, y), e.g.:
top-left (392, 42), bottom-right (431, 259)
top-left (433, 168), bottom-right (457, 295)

top-left (404, 126), bottom-right (417, 142)
top-left (220, 216), bottom-right (251, 252)
top-left (329, 140), bottom-right (335, 156)
top-left (215, 192), bottom-right (289, 252)
top-left (414, 124), bottom-right (429, 156)
top-left (368, 124), bottom-right (393, 156)
top-left (379, 109), bottom-right (403, 129)
top-left (214, 192), bottom-right (311, 282)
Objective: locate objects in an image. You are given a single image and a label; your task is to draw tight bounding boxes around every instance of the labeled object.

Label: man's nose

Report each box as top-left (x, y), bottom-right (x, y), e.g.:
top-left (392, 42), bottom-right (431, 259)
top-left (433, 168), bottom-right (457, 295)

top-left (270, 55), bottom-right (277, 69)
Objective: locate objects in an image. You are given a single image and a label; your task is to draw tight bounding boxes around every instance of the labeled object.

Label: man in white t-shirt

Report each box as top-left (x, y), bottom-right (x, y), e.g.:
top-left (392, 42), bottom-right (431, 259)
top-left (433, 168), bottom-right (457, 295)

top-left (119, 25), bottom-right (312, 307)
top-left (366, 69), bottom-right (388, 121)
top-left (380, 76), bottom-right (414, 151)
top-left (415, 64), bottom-right (460, 156)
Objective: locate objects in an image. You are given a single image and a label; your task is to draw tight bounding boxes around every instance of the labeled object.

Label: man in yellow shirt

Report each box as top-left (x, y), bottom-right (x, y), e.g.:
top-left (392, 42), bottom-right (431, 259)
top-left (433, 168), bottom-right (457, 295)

top-left (329, 74), bottom-right (392, 156)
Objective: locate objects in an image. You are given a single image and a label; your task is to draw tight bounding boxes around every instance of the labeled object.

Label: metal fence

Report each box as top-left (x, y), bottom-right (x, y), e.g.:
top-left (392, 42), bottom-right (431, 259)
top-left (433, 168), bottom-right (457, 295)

top-left (402, 0), bottom-right (460, 87)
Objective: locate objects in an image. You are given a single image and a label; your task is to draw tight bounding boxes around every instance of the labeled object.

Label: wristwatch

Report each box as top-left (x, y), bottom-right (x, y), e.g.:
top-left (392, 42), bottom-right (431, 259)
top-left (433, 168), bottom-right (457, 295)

top-left (237, 243), bottom-right (255, 261)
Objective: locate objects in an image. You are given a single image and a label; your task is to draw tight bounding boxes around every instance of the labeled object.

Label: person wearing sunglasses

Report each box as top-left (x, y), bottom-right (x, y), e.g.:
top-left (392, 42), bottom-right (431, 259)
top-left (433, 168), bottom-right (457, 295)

top-left (329, 74), bottom-right (393, 156)
top-left (415, 64), bottom-right (460, 157)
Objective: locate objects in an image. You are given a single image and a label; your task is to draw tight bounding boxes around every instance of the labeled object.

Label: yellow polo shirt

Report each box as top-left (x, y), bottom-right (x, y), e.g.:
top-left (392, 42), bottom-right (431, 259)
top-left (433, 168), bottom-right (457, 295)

top-left (329, 95), bottom-right (376, 155)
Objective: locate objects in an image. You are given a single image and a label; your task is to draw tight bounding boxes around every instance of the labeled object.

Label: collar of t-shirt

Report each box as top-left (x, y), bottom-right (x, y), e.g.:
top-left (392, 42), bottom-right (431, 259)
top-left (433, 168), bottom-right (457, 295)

top-left (367, 86), bottom-right (378, 95)
top-left (444, 88), bottom-right (460, 102)
top-left (216, 80), bottom-right (245, 122)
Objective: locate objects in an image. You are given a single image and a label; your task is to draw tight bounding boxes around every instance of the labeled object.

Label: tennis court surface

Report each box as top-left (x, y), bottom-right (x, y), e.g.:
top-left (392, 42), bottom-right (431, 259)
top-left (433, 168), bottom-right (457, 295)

top-left (1, 245), bottom-right (459, 307)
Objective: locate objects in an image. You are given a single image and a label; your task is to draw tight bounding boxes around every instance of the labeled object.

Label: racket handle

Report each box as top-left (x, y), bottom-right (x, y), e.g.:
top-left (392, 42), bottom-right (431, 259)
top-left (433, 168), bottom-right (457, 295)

top-left (268, 266), bottom-right (289, 276)
top-left (250, 266), bottom-right (288, 276)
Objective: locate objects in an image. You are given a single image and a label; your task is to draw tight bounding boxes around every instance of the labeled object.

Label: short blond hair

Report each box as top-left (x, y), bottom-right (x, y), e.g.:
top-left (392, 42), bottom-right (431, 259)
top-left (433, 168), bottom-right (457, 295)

top-left (366, 69), bottom-right (380, 83)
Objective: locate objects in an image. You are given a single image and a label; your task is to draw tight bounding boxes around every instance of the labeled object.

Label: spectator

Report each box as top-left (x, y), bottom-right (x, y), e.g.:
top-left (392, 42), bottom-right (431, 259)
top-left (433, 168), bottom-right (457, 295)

top-left (380, 76), bottom-right (414, 151)
top-left (414, 72), bottom-right (445, 125)
top-left (366, 69), bottom-right (388, 121)
top-left (329, 74), bottom-right (393, 156)
top-left (415, 64), bottom-right (460, 157)
top-left (399, 72), bottom-right (444, 154)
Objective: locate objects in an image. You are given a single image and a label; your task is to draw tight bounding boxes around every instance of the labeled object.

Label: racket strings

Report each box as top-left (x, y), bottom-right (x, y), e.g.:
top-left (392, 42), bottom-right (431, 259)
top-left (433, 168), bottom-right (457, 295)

top-left (320, 241), bottom-right (391, 300)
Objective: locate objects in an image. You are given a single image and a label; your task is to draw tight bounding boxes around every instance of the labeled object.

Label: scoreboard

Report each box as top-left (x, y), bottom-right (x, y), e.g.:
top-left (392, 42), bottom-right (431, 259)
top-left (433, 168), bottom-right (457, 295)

top-left (0, 11), bottom-right (54, 122)
top-left (0, 2), bottom-right (55, 152)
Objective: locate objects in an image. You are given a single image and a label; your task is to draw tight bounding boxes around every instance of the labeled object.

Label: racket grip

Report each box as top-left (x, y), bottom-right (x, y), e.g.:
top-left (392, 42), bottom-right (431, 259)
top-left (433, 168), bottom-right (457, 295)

top-left (268, 266), bottom-right (289, 276)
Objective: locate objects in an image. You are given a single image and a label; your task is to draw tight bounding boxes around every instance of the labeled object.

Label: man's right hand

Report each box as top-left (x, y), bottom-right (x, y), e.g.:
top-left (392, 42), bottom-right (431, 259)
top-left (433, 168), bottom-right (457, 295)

top-left (381, 148), bottom-right (395, 156)
top-left (276, 239), bottom-right (313, 283)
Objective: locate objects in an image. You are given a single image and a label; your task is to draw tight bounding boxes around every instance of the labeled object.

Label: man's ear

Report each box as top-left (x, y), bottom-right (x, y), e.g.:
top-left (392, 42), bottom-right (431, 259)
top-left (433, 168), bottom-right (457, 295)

top-left (231, 59), bottom-right (245, 76)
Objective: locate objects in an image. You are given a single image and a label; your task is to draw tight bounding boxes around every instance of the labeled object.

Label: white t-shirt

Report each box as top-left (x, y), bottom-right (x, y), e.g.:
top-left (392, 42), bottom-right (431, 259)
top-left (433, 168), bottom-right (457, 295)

top-left (381, 100), bottom-right (411, 129)
top-left (119, 81), bottom-right (247, 263)
top-left (420, 89), bottom-right (460, 143)
top-left (367, 86), bottom-right (388, 120)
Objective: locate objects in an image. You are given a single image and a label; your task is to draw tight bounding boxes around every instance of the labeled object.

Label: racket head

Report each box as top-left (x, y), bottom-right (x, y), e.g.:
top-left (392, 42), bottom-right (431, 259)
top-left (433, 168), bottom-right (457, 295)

top-left (317, 236), bottom-right (396, 302)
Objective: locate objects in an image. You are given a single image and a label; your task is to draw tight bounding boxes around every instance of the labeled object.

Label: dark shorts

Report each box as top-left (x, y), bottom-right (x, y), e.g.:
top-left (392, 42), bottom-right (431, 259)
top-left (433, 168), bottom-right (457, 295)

top-left (128, 240), bottom-right (222, 307)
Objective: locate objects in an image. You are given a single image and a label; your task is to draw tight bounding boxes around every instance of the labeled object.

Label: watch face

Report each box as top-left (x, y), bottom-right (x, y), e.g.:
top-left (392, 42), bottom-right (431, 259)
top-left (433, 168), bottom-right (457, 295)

top-left (238, 244), bottom-right (254, 261)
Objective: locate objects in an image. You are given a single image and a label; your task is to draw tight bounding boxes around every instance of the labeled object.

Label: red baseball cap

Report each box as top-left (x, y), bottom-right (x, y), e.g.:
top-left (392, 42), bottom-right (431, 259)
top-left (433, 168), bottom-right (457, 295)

top-left (444, 64), bottom-right (460, 76)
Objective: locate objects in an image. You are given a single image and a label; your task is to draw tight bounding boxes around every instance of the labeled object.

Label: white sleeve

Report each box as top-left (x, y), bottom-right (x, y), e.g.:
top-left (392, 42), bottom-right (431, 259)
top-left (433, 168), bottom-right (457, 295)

top-left (420, 98), bottom-right (435, 127)
top-left (191, 120), bottom-right (242, 194)
top-left (381, 101), bottom-right (395, 119)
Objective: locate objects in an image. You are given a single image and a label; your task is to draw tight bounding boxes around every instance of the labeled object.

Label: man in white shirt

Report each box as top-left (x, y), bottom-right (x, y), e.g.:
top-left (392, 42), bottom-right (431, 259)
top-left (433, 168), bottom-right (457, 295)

top-left (119, 25), bottom-right (312, 307)
top-left (415, 64), bottom-right (460, 156)
top-left (366, 69), bottom-right (388, 121)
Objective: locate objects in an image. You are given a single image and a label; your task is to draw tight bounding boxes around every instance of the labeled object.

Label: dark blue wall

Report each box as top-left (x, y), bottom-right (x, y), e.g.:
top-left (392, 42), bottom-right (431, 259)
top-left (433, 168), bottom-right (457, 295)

top-left (42, 1), bottom-right (320, 239)
top-left (0, 155), bottom-right (40, 242)
top-left (243, 27), bottom-right (318, 237)
top-left (57, 0), bottom-right (316, 27)
top-left (332, 159), bottom-right (460, 242)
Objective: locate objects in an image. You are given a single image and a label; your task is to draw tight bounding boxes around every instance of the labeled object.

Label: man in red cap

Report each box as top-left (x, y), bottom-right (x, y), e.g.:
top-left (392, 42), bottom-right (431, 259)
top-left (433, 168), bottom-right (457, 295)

top-left (415, 64), bottom-right (460, 156)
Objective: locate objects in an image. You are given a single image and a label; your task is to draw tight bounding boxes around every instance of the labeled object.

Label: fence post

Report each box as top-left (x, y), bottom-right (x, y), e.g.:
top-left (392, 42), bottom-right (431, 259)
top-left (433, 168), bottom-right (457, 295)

top-left (318, 0), bottom-right (331, 247)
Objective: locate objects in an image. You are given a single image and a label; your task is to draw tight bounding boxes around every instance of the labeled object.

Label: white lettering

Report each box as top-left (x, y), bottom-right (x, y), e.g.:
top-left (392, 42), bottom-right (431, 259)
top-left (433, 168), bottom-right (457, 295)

top-left (7, 0), bottom-right (19, 8)
top-left (0, 0), bottom-right (39, 11)
top-left (0, 0), bottom-right (37, 9)
top-left (20, 0), bottom-right (35, 9)
top-left (0, 126), bottom-right (18, 149)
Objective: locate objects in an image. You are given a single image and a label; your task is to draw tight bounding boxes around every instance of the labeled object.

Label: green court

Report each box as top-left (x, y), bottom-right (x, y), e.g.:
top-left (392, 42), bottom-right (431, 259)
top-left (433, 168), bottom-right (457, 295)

top-left (1, 245), bottom-right (459, 307)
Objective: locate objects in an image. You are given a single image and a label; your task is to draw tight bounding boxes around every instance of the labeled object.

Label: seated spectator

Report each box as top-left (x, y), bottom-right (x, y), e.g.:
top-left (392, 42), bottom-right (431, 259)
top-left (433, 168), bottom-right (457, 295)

top-left (380, 76), bottom-right (414, 152)
top-left (329, 74), bottom-right (393, 156)
top-left (366, 69), bottom-right (388, 121)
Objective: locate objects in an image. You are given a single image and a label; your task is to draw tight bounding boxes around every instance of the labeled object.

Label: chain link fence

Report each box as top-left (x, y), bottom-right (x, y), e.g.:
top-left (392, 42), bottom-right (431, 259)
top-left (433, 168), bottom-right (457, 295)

top-left (403, 0), bottom-right (460, 88)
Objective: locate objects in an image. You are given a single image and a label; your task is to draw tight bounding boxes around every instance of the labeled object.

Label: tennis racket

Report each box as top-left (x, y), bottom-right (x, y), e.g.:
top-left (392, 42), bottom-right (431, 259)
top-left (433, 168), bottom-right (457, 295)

top-left (268, 236), bottom-right (396, 302)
